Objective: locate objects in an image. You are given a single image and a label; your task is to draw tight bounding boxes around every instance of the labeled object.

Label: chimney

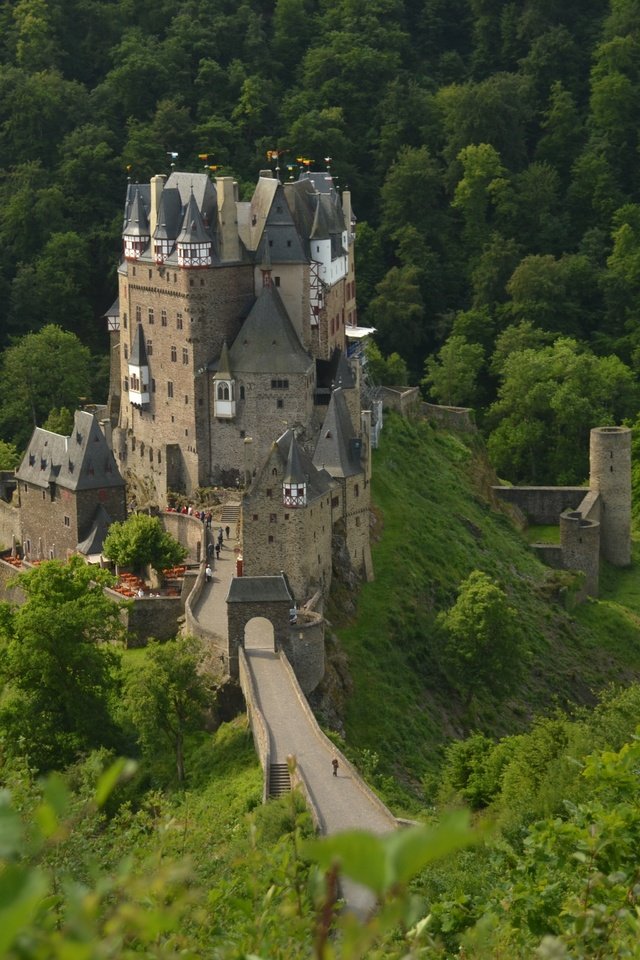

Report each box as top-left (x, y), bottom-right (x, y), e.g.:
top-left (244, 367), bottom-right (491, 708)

top-left (99, 419), bottom-right (113, 451)
top-left (216, 177), bottom-right (240, 262)
top-left (149, 174), bottom-right (166, 236)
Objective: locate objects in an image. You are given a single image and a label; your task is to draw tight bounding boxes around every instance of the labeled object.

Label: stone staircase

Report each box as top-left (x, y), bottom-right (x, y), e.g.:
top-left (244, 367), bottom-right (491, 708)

top-left (268, 762), bottom-right (291, 798)
top-left (221, 503), bottom-right (240, 525)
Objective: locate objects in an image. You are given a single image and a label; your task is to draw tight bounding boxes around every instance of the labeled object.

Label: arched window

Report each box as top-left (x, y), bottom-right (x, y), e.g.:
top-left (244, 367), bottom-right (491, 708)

top-left (217, 383), bottom-right (230, 401)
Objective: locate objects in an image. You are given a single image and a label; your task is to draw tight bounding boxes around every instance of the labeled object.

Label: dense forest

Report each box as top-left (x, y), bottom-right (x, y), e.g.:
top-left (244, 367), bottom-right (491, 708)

top-left (5, 2), bottom-right (640, 955)
top-left (3, 0), bottom-right (640, 483)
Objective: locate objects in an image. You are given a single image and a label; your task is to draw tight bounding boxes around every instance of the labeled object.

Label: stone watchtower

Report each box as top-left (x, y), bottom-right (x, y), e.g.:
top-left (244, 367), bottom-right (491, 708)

top-left (589, 426), bottom-right (632, 567)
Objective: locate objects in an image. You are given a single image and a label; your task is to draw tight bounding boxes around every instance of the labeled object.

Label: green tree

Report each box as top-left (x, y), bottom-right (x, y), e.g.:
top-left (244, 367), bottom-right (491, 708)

top-left (0, 557), bottom-right (124, 771)
top-left (422, 336), bottom-right (484, 406)
top-left (0, 325), bottom-right (91, 449)
top-left (0, 439), bottom-right (20, 470)
top-left (487, 338), bottom-right (637, 483)
top-left (365, 341), bottom-right (409, 386)
top-left (366, 265), bottom-right (426, 370)
top-left (437, 570), bottom-right (522, 703)
top-left (102, 514), bottom-right (187, 576)
top-left (124, 637), bottom-right (213, 783)
top-left (42, 406), bottom-right (74, 436)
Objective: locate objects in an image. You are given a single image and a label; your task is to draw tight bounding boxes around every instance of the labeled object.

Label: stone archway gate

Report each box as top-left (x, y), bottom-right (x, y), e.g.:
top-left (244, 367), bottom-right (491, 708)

top-left (226, 575), bottom-right (293, 680)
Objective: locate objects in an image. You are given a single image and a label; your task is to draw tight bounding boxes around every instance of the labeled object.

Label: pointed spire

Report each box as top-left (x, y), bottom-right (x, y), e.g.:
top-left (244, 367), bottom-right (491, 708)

top-left (130, 323), bottom-right (148, 367)
top-left (284, 433), bottom-right (305, 484)
top-left (216, 340), bottom-right (232, 379)
top-left (176, 190), bottom-right (211, 244)
top-left (123, 188), bottom-right (150, 237)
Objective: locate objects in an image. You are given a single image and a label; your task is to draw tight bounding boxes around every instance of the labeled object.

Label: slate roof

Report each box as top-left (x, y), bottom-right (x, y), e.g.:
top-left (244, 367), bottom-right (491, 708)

top-left (316, 348), bottom-right (356, 392)
top-left (16, 410), bottom-right (124, 492)
top-left (275, 429), bottom-right (334, 500)
top-left (226, 575), bottom-right (292, 604)
top-left (123, 183), bottom-right (150, 231)
top-left (177, 191), bottom-right (212, 244)
top-left (313, 388), bottom-right (362, 479)
top-left (229, 285), bottom-right (312, 375)
top-left (130, 323), bottom-right (148, 366)
top-left (76, 504), bottom-right (113, 555)
top-left (215, 341), bottom-right (232, 379)
top-left (123, 188), bottom-right (150, 237)
top-left (102, 297), bottom-right (119, 321)
top-left (283, 433), bottom-right (307, 484)
top-left (153, 187), bottom-right (183, 240)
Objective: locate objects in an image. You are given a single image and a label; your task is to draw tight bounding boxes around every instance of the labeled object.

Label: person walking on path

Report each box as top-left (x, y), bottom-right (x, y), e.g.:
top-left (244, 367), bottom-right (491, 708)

top-left (215, 542), bottom-right (221, 560)
top-left (332, 758), bottom-right (339, 777)
top-left (205, 564), bottom-right (213, 583)
top-left (225, 525), bottom-right (230, 540)
top-left (217, 530), bottom-right (223, 548)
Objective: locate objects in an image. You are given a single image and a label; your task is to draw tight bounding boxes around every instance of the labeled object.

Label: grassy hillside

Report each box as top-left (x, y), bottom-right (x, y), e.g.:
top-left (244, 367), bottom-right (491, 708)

top-left (328, 414), bottom-right (640, 798)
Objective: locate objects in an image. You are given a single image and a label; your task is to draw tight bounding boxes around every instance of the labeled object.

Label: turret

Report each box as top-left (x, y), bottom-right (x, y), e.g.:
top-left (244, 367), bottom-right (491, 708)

top-left (283, 435), bottom-right (307, 507)
top-left (128, 324), bottom-right (150, 407)
top-left (152, 189), bottom-right (174, 263)
top-left (213, 341), bottom-right (236, 418)
top-left (589, 426), bottom-right (632, 566)
top-left (176, 190), bottom-right (212, 267)
top-left (123, 188), bottom-right (150, 261)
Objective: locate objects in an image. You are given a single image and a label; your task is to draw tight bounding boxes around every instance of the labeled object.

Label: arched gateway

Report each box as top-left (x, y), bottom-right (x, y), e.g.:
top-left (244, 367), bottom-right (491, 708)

top-left (226, 575), bottom-right (293, 680)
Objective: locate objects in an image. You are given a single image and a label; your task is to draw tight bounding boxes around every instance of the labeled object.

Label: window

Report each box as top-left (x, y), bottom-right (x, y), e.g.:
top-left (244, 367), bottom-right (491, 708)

top-left (239, 430), bottom-right (245, 438)
top-left (240, 385), bottom-right (245, 400)
top-left (42, 491), bottom-right (46, 500)
top-left (185, 395), bottom-right (189, 404)
top-left (272, 468), bottom-right (278, 477)
top-left (332, 496), bottom-right (339, 508)
top-left (271, 379), bottom-right (289, 390)
top-left (151, 378), bottom-right (156, 393)
top-left (253, 514), bottom-right (258, 521)
top-left (277, 399), bottom-right (283, 409)
top-left (123, 312), bottom-right (128, 329)
top-left (217, 383), bottom-right (229, 401)
top-left (135, 305), bottom-right (141, 322)
top-left (148, 269), bottom-right (152, 279)
top-left (354, 484), bottom-right (359, 497)
top-left (123, 377), bottom-right (129, 391)
top-left (161, 309), bottom-right (167, 327)
top-left (268, 535), bottom-right (274, 544)
top-left (355, 516), bottom-right (361, 527)
top-left (64, 516), bottom-right (70, 527)
top-left (171, 346), bottom-right (177, 362)
top-left (266, 489), bottom-right (272, 498)
top-left (176, 312), bottom-right (183, 330)
top-left (149, 447), bottom-right (153, 462)
top-left (167, 381), bottom-right (174, 398)
top-left (182, 348), bottom-right (189, 365)
top-left (146, 339), bottom-right (153, 356)
top-left (284, 513), bottom-right (289, 520)
top-left (270, 514), bottom-right (277, 523)
top-left (124, 343), bottom-right (128, 359)
top-left (274, 276), bottom-right (280, 287)
top-left (148, 308), bottom-right (154, 324)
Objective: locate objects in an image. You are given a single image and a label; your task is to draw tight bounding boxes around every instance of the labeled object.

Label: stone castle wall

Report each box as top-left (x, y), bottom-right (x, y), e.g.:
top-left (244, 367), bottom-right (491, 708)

top-left (493, 486), bottom-right (586, 524)
top-left (160, 511), bottom-right (205, 565)
top-left (0, 500), bottom-right (20, 552)
top-left (280, 611), bottom-right (325, 694)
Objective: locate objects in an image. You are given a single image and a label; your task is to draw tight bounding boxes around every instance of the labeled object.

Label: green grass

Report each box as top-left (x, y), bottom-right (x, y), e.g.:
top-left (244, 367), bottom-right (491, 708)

top-left (329, 414), bottom-right (640, 795)
top-left (526, 524), bottom-right (560, 543)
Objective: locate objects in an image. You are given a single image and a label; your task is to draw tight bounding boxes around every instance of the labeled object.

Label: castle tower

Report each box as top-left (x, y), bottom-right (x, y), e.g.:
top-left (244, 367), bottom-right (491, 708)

top-left (589, 426), bottom-right (632, 566)
top-left (560, 510), bottom-right (600, 599)
top-left (123, 188), bottom-right (150, 261)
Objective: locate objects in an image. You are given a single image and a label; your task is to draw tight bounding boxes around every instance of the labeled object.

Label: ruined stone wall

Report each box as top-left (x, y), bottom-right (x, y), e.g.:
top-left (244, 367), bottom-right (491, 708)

top-left (493, 486), bottom-right (586, 524)
top-left (420, 400), bottom-right (475, 430)
top-left (560, 510), bottom-right (600, 599)
top-left (0, 500), bottom-right (20, 552)
top-left (378, 387), bottom-right (422, 417)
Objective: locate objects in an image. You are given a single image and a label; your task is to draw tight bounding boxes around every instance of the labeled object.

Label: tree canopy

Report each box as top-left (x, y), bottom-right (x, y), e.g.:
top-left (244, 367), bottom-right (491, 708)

top-left (102, 514), bottom-right (188, 575)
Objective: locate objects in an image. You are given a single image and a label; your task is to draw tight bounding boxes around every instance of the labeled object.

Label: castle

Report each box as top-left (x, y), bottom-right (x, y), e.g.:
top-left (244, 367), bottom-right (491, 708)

top-left (104, 166), bottom-right (375, 602)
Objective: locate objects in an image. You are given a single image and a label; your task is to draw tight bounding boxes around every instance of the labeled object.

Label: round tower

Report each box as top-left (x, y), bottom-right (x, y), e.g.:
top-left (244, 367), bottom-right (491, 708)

top-left (589, 426), bottom-right (632, 566)
top-left (560, 510), bottom-right (600, 599)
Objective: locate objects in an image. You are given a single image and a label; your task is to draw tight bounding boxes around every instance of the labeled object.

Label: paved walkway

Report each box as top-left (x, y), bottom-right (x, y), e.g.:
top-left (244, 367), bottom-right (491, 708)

top-left (192, 520), bottom-right (239, 640)
top-left (189, 509), bottom-right (395, 915)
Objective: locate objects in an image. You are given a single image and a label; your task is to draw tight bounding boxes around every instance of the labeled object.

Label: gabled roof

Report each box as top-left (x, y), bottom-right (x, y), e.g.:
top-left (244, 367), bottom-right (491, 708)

top-left (153, 187), bottom-right (183, 240)
top-left (17, 411), bottom-right (124, 493)
top-left (227, 574), bottom-right (292, 604)
top-left (176, 191), bottom-right (212, 244)
top-left (229, 285), bottom-right (312, 375)
top-left (130, 323), bottom-right (148, 366)
top-left (123, 188), bottom-right (150, 237)
top-left (313, 388), bottom-right (362, 478)
top-left (76, 504), bottom-right (113, 555)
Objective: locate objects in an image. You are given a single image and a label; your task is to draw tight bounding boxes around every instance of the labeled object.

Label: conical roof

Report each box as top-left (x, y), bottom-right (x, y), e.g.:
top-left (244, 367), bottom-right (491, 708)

top-left (313, 388), bottom-right (360, 478)
top-left (283, 433), bottom-right (306, 484)
top-left (130, 323), bottom-right (148, 366)
top-left (177, 191), bottom-right (212, 244)
top-left (214, 341), bottom-right (232, 379)
top-left (123, 188), bottom-right (150, 237)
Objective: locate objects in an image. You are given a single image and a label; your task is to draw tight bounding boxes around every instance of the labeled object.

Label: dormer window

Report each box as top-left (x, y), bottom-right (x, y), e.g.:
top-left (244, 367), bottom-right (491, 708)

top-left (213, 379), bottom-right (235, 418)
